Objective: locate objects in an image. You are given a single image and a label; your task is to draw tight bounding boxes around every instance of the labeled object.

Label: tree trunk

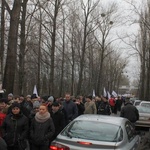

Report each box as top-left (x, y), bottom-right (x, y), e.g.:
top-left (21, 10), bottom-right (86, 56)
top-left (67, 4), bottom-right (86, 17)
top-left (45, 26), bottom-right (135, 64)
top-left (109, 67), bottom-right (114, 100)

top-left (76, 16), bottom-right (88, 95)
top-left (3, 0), bottom-right (21, 94)
top-left (50, 0), bottom-right (60, 95)
top-left (37, 8), bottom-right (42, 95)
top-left (59, 16), bottom-right (65, 97)
top-left (0, 0), bottom-right (5, 85)
top-left (19, 0), bottom-right (28, 95)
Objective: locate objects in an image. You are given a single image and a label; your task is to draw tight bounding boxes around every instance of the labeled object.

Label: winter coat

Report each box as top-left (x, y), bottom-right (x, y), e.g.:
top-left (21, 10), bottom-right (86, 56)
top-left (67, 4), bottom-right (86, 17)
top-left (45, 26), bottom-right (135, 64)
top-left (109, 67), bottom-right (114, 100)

top-left (84, 101), bottom-right (97, 114)
top-left (0, 113), bottom-right (6, 137)
top-left (0, 137), bottom-right (7, 150)
top-left (97, 101), bottom-right (111, 115)
top-left (30, 117), bottom-right (55, 146)
top-left (109, 98), bottom-right (115, 107)
top-left (76, 102), bottom-right (85, 116)
top-left (120, 102), bottom-right (139, 123)
top-left (63, 100), bottom-right (78, 125)
top-left (51, 110), bottom-right (65, 140)
top-left (1, 113), bottom-right (29, 146)
top-left (20, 100), bottom-right (33, 118)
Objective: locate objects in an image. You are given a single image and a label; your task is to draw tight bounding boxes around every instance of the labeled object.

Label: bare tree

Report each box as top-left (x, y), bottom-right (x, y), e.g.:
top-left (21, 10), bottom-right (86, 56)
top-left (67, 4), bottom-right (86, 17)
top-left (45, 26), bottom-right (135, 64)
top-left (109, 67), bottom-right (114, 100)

top-left (76, 0), bottom-right (100, 95)
top-left (3, 0), bottom-right (22, 94)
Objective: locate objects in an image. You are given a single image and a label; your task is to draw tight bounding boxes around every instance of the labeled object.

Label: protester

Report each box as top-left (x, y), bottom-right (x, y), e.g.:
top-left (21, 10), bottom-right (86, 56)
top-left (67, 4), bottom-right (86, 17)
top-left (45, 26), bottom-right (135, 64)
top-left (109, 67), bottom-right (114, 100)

top-left (7, 93), bottom-right (14, 104)
top-left (116, 96), bottom-right (123, 112)
top-left (20, 95), bottom-right (33, 118)
top-left (97, 96), bottom-right (111, 115)
top-left (120, 98), bottom-right (139, 126)
top-left (46, 96), bottom-right (54, 113)
top-left (0, 137), bottom-right (7, 150)
top-left (0, 98), bottom-right (8, 137)
top-left (109, 95), bottom-right (115, 113)
top-left (30, 104), bottom-right (55, 150)
top-left (1, 102), bottom-right (29, 150)
top-left (51, 102), bottom-right (65, 141)
top-left (63, 93), bottom-right (78, 125)
top-left (75, 96), bottom-right (85, 116)
top-left (84, 95), bottom-right (97, 114)
top-left (29, 100), bottom-right (40, 125)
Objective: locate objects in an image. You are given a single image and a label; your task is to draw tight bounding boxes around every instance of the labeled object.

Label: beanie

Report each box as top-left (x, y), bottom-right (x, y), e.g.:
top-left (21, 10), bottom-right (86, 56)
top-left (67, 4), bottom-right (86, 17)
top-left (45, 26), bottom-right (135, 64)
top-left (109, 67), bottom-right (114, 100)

top-left (48, 96), bottom-right (54, 102)
top-left (8, 93), bottom-right (13, 97)
top-left (33, 101), bottom-right (40, 109)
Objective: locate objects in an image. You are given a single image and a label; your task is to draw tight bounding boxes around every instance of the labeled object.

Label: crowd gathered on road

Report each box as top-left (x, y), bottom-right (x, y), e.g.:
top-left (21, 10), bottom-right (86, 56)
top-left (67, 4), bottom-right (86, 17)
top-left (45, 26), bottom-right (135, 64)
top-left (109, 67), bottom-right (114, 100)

top-left (0, 92), bottom-right (140, 150)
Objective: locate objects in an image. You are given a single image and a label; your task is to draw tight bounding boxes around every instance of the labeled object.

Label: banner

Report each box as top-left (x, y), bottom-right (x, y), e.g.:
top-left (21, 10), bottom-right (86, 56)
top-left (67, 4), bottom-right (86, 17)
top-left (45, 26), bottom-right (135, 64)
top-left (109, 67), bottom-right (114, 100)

top-left (112, 90), bottom-right (117, 97)
top-left (92, 89), bottom-right (96, 97)
top-left (107, 91), bottom-right (111, 99)
top-left (33, 85), bottom-right (38, 97)
top-left (103, 87), bottom-right (107, 97)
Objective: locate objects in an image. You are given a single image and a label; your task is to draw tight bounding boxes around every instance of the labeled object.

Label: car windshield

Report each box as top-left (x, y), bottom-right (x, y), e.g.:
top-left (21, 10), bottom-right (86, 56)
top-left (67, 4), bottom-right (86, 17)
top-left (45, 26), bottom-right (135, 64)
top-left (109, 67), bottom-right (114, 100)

top-left (62, 120), bottom-right (123, 142)
top-left (137, 106), bottom-right (150, 113)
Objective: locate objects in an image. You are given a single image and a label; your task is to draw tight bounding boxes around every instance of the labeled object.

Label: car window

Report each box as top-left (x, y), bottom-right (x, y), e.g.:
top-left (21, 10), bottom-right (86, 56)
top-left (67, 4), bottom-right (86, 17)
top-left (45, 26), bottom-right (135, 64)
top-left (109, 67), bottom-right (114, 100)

top-left (140, 102), bottom-right (150, 107)
top-left (62, 120), bottom-right (123, 142)
top-left (134, 101), bottom-right (141, 106)
top-left (125, 122), bottom-right (134, 141)
top-left (136, 106), bottom-right (150, 113)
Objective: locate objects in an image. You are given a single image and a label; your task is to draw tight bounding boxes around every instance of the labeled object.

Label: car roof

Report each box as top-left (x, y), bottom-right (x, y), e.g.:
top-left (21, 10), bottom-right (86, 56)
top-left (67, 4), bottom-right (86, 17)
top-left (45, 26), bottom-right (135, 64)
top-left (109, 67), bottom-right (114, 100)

top-left (74, 114), bottom-right (127, 126)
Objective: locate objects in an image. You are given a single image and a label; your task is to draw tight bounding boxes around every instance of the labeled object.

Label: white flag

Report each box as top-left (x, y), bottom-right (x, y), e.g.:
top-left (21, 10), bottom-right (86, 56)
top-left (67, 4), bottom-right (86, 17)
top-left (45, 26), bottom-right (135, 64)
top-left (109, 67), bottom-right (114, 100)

top-left (112, 90), bottom-right (117, 97)
top-left (103, 87), bottom-right (107, 97)
top-left (107, 91), bottom-right (111, 99)
top-left (33, 85), bottom-right (38, 97)
top-left (92, 89), bottom-right (96, 97)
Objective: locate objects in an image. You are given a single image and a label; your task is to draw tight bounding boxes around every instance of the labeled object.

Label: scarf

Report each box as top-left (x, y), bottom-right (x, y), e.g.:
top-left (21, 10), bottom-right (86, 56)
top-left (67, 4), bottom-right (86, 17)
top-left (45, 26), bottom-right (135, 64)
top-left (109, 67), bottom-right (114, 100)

top-left (35, 112), bottom-right (50, 123)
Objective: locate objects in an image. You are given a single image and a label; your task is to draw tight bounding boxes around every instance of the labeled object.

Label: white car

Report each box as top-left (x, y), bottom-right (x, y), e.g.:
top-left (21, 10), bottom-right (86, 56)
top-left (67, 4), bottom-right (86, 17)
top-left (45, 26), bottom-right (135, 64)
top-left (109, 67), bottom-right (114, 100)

top-left (50, 114), bottom-right (140, 150)
top-left (139, 101), bottom-right (150, 107)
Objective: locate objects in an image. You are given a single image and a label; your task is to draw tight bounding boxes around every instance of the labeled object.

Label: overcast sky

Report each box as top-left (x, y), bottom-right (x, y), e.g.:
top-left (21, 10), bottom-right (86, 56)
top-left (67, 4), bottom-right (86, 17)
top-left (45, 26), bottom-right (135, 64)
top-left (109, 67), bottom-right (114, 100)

top-left (101, 0), bottom-right (143, 83)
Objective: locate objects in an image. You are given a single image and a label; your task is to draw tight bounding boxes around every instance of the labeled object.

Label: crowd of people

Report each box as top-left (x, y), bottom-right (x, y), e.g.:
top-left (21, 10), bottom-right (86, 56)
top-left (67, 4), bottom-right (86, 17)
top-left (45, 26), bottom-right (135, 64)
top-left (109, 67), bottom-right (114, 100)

top-left (0, 92), bottom-right (139, 150)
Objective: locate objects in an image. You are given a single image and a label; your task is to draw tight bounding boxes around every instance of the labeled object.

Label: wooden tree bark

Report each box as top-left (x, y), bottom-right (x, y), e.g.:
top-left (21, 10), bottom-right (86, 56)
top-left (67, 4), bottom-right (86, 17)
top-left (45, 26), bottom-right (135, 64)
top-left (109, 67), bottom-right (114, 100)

top-left (37, 7), bottom-right (42, 95)
top-left (50, 0), bottom-right (61, 95)
top-left (59, 11), bottom-right (65, 97)
top-left (0, 0), bottom-right (5, 85)
top-left (19, 0), bottom-right (28, 95)
top-left (3, 0), bottom-right (22, 94)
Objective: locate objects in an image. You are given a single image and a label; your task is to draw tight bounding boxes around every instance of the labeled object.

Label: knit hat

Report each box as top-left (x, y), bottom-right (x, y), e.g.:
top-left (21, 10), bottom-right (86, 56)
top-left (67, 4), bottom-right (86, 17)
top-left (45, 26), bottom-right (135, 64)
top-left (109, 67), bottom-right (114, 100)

top-left (48, 96), bottom-right (54, 102)
top-left (8, 93), bottom-right (13, 97)
top-left (11, 102), bottom-right (21, 109)
top-left (33, 101), bottom-right (40, 109)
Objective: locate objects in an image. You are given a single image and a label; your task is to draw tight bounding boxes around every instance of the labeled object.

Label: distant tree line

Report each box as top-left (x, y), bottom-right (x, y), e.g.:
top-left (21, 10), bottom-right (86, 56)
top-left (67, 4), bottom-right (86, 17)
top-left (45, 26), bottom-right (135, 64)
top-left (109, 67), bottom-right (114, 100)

top-left (0, 0), bottom-right (128, 97)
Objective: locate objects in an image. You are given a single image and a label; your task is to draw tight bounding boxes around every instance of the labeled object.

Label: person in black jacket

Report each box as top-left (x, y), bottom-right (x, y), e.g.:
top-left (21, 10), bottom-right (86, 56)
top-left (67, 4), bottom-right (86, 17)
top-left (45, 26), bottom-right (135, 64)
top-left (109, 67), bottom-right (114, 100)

top-left (120, 98), bottom-right (139, 125)
top-left (30, 104), bottom-right (55, 150)
top-left (63, 93), bottom-right (78, 126)
top-left (75, 96), bottom-right (85, 116)
top-left (1, 102), bottom-right (29, 150)
top-left (51, 102), bottom-right (65, 141)
top-left (0, 137), bottom-right (7, 150)
top-left (96, 96), bottom-right (111, 115)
